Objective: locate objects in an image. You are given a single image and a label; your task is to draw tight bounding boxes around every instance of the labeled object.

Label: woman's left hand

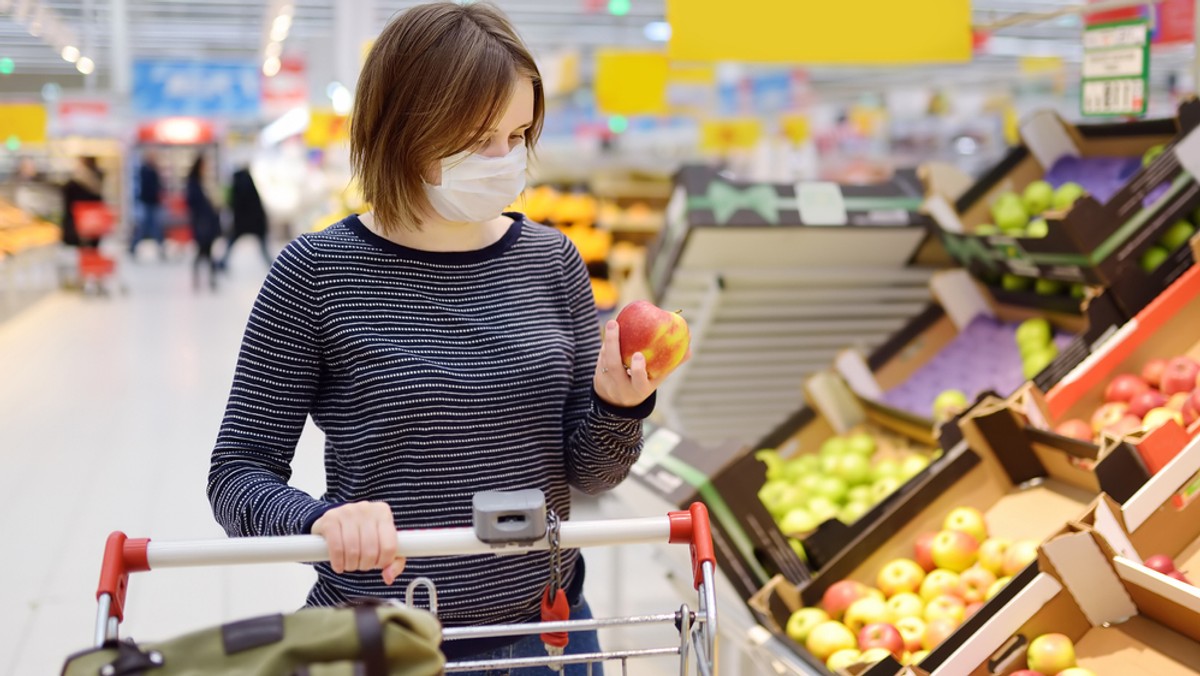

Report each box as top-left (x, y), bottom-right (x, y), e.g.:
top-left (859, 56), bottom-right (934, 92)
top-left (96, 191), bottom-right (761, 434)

top-left (593, 320), bottom-right (691, 408)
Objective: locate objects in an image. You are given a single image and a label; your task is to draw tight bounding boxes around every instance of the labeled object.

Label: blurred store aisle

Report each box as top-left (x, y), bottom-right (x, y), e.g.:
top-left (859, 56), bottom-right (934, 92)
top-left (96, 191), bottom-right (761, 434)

top-left (0, 248), bottom-right (682, 675)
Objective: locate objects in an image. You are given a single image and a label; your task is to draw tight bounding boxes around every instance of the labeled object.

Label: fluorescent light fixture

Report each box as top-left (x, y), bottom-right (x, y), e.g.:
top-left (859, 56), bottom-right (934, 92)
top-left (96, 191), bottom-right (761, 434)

top-left (61, 45), bottom-right (79, 63)
top-left (263, 56), bottom-right (282, 77)
top-left (76, 56), bottom-right (94, 75)
top-left (330, 84), bottom-right (352, 115)
top-left (260, 106), bottom-right (311, 147)
top-left (265, 41), bottom-right (282, 59)
top-left (643, 21), bottom-right (671, 42)
top-left (271, 14), bottom-right (292, 42)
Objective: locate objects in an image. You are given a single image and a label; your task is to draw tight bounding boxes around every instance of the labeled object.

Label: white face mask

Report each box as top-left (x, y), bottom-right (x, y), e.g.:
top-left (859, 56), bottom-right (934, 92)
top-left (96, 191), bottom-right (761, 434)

top-left (425, 143), bottom-right (527, 223)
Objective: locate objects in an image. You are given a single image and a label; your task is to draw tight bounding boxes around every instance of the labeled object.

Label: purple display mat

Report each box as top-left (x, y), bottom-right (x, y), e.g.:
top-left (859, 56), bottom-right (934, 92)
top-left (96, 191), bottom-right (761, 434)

top-left (880, 315), bottom-right (1075, 418)
top-left (1043, 155), bottom-right (1142, 206)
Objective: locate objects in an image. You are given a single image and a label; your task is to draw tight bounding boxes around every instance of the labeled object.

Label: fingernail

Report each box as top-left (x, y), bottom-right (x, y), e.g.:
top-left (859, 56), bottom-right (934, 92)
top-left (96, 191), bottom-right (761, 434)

top-left (607, 321), bottom-right (617, 330)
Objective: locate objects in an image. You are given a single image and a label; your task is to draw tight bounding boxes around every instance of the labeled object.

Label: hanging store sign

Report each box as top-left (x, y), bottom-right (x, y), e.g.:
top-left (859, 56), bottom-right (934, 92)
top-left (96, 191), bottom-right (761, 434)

top-left (132, 60), bottom-right (262, 118)
top-left (1081, 20), bottom-right (1150, 117)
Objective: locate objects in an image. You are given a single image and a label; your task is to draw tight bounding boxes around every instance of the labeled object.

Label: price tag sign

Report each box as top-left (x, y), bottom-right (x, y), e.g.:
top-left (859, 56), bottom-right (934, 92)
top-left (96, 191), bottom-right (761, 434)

top-left (1081, 20), bottom-right (1149, 117)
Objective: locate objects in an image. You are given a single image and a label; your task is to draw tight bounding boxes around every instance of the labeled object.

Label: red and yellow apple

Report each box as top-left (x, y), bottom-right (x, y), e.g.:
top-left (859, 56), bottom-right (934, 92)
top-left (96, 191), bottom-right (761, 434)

top-left (1129, 390), bottom-right (1168, 419)
top-left (1003, 540), bottom-right (1040, 576)
top-left (858, 622), bottom-right (904, 657)
top-left (986, 576), bottom-right (1012, 600)
top-left (922, 617), bottom-right (959, 650)
top-left (919, 570), bottom-right (961, 601)
top-left (822, 580), bottom-right (870, 620)
top-left (1091, 401), bottom-right (1130, 433)
top-left (913, 532), bottom-right (938, 572)
top-left (943, 506), bottom-right (988, 545)
top-left (1026, 633), bottom-right (1076, 674)
top-left (1184, 390), bottom-right (1200, 426)
top-left (964, 601), bottom-right (984, 616)
top-left (923, 594), bottom-right (966, 625)
top-left (931, 530), bottom-right (979, 573)
top-left (958, 565), bottom-right (998, 604)
top-left (877, 558), bottom-right (927, 597)
top-left (614, 301), bottom-right (690, 380)
top-left (1142, 358), bottom-right (1168, 388)
top-left (1057, 669), bottom-right (1097, 676)
top-left (1054, 419), bottom-right (1093, 442)
top-left (909, 649), bottom-right (930, 665)
top-left (844, 596), bottom-right (890, 634)
top-left (858, 647), bottom-right (895, 665)
top-left (1104, 374), bottom-right (1150, 403)
top-left (977, 538), bottom-right (1011, 575)
top-left (894, 616), bottom-right (926, 653)
top-left (886, 592), bottom-right (925, 622)
top-left (1162, 356), bottom-right (1200, 396)
top-left (1144, 406), bottom-right (1184, 431)
top-left (786, 607), bottom-right (830, 644)
top-left (825, 647), bottom-right (862, 671)
top-left (807, 621), bottom-right (858, 662)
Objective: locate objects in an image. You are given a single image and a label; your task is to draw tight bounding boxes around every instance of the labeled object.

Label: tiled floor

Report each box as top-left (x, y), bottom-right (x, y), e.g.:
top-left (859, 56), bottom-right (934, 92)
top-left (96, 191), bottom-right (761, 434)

top-left (0, 244), bottom-right (695, 675)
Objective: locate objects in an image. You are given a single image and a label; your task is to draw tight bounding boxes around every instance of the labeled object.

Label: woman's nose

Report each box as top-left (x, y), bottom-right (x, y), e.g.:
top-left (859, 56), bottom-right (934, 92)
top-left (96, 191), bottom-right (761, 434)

top-left (477, 137), bottom-right (511, 159)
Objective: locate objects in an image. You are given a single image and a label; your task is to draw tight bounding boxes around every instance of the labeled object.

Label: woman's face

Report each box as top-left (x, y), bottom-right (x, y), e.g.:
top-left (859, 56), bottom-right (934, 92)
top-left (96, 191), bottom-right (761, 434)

top-left (474, 78), bottom-right (534, 159)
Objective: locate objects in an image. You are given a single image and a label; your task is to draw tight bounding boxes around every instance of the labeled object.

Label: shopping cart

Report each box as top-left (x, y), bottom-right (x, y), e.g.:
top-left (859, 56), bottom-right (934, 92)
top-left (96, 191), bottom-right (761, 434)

top-left (90, 491), bottom-right (718, 675)
top-left (72, 201), bottom-right (121, 295)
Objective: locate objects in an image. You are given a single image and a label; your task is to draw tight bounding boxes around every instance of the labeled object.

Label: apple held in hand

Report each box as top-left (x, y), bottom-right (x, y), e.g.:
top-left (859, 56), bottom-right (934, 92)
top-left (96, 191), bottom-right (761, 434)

top-left (807, 621), bottom-right (858, 661)
top-left (786, 607), bottom-right (830, 644)
top-left (858, 622), bottom-right (904, 657)
top-left (1105, 374), bottom-right (1150, 403)
top-left (1162, 356), bottom-right (1200, 396)
top-left (877, 558), bottom-right (927, 597)
top-left (943, 506), bottom-right (988, 545)
top-left (1026, 633), bottom-right (1076, 675)
top-left (931, 530), bottom-right (980, 573)
top-left (614, 300), bottom-right (690, 380)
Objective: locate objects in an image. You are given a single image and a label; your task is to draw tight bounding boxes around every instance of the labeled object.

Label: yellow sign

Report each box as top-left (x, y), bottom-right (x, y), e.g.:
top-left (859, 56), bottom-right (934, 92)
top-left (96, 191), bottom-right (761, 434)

top-left (0, 104), bottom-right (48, 144)
top-left (1019, 56), bottom-right (1065, 75)
top-left (667, 0), bottom-right (972, 64)
top-left (701, 119), bottom-right (763, 152)
top-left (305, 109), bottom-right (349, 148)
top-left (668, 63), bottom-right (716, 85)
top-left (781, 114), bottom-right (810, 144)
top-left (594, 50), bottom-right (668, 115)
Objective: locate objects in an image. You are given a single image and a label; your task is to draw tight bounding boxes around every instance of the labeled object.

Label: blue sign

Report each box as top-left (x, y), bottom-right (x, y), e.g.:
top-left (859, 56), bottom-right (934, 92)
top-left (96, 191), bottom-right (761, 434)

top-left (132, 60), bottom-right (261, 118)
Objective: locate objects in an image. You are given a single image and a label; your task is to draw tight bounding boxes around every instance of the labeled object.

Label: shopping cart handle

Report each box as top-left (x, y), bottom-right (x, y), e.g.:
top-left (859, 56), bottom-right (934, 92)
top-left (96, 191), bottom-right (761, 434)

top-left (667, 503), bottom-right (716, 590)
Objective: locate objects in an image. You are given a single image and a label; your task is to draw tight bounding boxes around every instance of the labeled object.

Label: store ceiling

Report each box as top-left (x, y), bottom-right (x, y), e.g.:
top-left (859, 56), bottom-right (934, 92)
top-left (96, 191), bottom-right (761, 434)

top-left (0, 1), bottom-right (1191, 91)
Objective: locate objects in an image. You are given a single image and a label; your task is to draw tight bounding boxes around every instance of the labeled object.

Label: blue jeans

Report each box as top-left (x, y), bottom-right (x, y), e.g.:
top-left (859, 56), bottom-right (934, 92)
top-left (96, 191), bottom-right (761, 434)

top-left (130, 203), bottom-right (164, 252)
top-left (449, 597), bottom-right (604, 676)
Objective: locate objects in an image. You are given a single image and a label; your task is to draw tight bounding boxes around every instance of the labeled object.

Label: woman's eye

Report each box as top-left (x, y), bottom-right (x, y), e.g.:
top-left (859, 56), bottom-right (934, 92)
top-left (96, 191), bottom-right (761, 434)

top-left (510, 134), bottom-right (524, 143)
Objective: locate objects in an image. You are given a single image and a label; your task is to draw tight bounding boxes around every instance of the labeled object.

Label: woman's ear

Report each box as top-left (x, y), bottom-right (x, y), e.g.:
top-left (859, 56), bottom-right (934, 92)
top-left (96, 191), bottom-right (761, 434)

top-left (424, 162), bottom-right (440, 186)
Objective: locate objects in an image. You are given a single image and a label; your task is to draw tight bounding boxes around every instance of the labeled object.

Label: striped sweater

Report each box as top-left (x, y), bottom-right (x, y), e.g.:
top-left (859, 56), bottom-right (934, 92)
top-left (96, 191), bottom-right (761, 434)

top-left (207, 214), bottom-right (651, 655)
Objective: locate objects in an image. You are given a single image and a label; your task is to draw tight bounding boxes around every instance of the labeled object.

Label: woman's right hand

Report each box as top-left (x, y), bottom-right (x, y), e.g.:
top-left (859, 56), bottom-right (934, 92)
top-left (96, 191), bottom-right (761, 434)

top-left (311, 502), bottom-right (407, 585)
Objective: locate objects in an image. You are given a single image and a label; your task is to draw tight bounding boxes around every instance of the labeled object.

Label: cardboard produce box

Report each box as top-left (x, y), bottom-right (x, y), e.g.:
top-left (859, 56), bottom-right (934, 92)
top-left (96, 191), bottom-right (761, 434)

top-left (750, 373), bottom-right (952, 571)
top-left (836, 270), bottom-right (1125, 430)
top-left (745, 403), bottom-right (1145, 674)
top-left (1043, 247), bottom-right (1200, 465)
top-left (626, 421), bottom-right (809, 602)
top-left (918, 528), bottom-right (1200, 675)
top-left (923, 99), bottom-right (1200, 288)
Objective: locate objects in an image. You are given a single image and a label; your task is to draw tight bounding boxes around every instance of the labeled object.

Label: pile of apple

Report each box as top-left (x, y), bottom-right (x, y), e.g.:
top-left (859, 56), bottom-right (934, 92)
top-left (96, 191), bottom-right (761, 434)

top-left (785, 506), bottom-right (1040, 670)
top-left (1012, 632), bottom-right (1096, 676)
top-left (1140, 218), bottom-right (1198, 273)
top-left (1015, 318), bottom-right (1060, 380)
top-left (1053, 355), bottom-right (1200, 443)
top-left (757, 433), bottom-right (934, 535)
top-left (976, 181), bottom-right (1085, 240)
top-left (1144, 553), bottom-right (1191, 584)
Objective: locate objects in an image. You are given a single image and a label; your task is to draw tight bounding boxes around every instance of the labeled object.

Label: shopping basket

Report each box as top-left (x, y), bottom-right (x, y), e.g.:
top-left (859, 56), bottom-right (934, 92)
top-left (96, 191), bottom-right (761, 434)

top-left (71, 201), bottom-right (120, 293)
top-left (87, 491), bottom-right (718, 675)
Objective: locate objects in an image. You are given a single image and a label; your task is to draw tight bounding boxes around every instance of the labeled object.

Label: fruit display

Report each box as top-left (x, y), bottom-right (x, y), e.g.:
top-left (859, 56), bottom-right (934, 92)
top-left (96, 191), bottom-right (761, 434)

top-left (0, 199), bottom-right (61, 259)
top-left (782, 505), bottom-right (1036, 668)
top-left (756, 430), bottom-right (937, 536)
top-left (1143, 553), bottom-right (1192, 584)
top-left (1051, 354), bottom-right (1200, 443)
top-left (977, 181), bottom-right (1088, 239)
top-left (1139, 215), bottom-right (1198, 273)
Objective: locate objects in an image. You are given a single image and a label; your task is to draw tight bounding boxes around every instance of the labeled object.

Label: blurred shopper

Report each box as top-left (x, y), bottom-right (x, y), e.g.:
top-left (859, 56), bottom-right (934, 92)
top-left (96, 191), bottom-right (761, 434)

top-left (129, 151), bottom-right (166, 258)
top-left (219, 165), bottom-right (271, 269)
top-left (207, 4), bottom-right (687, 674)
top-left (60, 157), bottom-right (104, 248)
top-left (186, 155), bottom-right (221, 290)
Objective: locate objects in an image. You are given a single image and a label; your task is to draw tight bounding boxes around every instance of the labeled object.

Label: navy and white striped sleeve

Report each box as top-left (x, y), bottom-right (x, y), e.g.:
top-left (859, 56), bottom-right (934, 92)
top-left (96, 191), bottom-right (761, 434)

top-left (559, 239), bottom-right (652, 495)
top-left (207, 238), bottom-right (330, 537)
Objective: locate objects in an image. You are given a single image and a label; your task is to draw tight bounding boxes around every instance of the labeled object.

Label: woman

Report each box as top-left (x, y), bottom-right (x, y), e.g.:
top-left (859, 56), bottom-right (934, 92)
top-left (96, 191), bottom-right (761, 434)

top-left (219, 164), bottom-right (271, 269)
top-left (60, 156), bottom-right (103, 247)
top-left (207, 4), bottom-right (685, 674)
top-left (186, 155), bottom-right (221, 290)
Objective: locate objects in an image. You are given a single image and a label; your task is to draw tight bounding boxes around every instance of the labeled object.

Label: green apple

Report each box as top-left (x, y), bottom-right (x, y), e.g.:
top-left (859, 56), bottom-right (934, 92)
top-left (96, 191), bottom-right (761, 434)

top-left (845, 432), bottom-right (877, 457)
top-left (1070, 283), bottom-right (1086, 299)
top-left (1015, 318), bottom-right (1052, 350)
top-left (1160, 220), bottom-right (1197, 251)
top-left (789, 538), bottom-right (807, 561)
top-left (1001, 274), bottom-right (1033, 292)
top-left (1053, 182), bottom-right (1086, 211)
top-left (838, 501), bottom-right (872, 524)
top-left (994, 200), bottom-right (1030, 234)
top-left (1023, 343), bottom-right (1059, 380)
top-left (807, 496), bottom-right (841, 522)
top-left (1025, 218), bottom-right (1049, 238)
top-left (1034, 278), bottom-right (1064, 296)
top-left (779, 507), bottom-right (819, 535)
top-left (848, 485), bottom-right (873, 504)
top-left (932, 389), bottom-right (968, 421)
top-left (871, 459), bottom-right (902, 483)
top-left (785, 607), bottom-right (830, 644)
top-left (871, 476), bottom-right (904, 503)
top-left (975, 223), bottom-right (999, 236)
top-left (813, 476), bottom-right (849, 503)
top-left (820, 437), bottom-right (851, 458)
top-left (799, 473), bottom-right (823, 495)
top-left (1140, 245), bottom-right (1170, 273)
top-left (899, 454), bottom-right (931, 480)
top-left (758, 480), bottom-right (806, 517)
top-left (783, 455), bottom-right (820, 482)
top-left (1023, 181), bottom-right (1055, 215)
top-left (755, 449), bottom-right (786, 480)
top-left (830, 453), bottom-right (872, 486)
top-left (1143, 143), bottom-right (1166, 168)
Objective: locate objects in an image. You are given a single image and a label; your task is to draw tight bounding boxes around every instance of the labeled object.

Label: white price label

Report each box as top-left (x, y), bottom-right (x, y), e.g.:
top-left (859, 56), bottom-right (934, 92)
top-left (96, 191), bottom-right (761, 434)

top-left (1083, 78), bottom-right (1146, 116)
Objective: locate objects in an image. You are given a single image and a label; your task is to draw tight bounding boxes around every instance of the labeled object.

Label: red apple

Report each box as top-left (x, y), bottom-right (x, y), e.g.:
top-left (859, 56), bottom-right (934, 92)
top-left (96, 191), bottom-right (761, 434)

top-left (1091, 401), bottom-right (1129, 433)
top-left (822, 580), bottom-right (870, 620)
top-left (921, 617), bottom-right (959, 651)
top-left (1144, 407), bottom-right (1184, 431)
top-left (1144, 554), bottom-right (1178, 575)
top-left (1054, 419), bottom-right (1093, 442)
top-left (958, 566), bottom-right (998, 604)
top-left (1129, 390), bottom-right (1169, 419)
top-left (1168, 392), bottom-right (1191, 412)
top-left (877, 558), bottom-right (927, 597)
top-left (1162, 357), bottom-right (1200, 396)
top-left (931, 530), bottom-right (980, 573)
top-left (1026, 633), bottom-right (1077, 674)
top-left (1003, 540), bottom-right (1040, 577)
top-left (1142, 358), bottom-right (1168, 388)
top-left (614, 300), bottom-right (690, 380)
top-left (913, 532), bottom-right (938, 572)
top-left (894, 616), bottom-right (926, 653)
top-left (1168, 570), bottom-right (1192, 584)
top-left (858, 622), bottom-right (904, 657)
top-left (965, 601), bottom-right (984, 616)
top-left (1184, 390), bottom-right (1200, 426)
top-left (1105, 374), bottom-right (1150, 403)
top-left (923, 594), bottom-right (966, 624)
top-left (1105, 414), bottom-right (1144, 438)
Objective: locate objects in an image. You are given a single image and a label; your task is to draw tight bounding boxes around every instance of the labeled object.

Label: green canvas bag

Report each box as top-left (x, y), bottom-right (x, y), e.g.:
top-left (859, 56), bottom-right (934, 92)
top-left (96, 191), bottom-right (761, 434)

top-left (61, 602), bottom-right (445, 676)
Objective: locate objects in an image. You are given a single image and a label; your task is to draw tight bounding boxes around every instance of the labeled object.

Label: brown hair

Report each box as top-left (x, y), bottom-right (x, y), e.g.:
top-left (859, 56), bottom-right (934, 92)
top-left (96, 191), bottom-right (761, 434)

top-left (351, 2), bottom-right (544, 232)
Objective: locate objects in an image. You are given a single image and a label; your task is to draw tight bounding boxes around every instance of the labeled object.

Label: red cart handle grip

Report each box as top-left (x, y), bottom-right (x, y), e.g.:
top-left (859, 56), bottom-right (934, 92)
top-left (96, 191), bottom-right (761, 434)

top-left (667, 503), bottom-right (715, 590)
top-left (96, 532), bottom-right (151, 623)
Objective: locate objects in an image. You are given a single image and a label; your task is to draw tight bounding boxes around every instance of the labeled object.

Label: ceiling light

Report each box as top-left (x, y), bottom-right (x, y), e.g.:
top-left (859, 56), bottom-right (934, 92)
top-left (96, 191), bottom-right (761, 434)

top-left (271, 14), bottom-right (292, 42)
top-left (279, 3), bottom-right (293, 16)
top-left (263, 56), bottom-right (281, 77)
top-left (643, 21), bottom-right (671, 42)
top-left (265, 41), bottom-right (282, 59)
top-left (330, 84), bottom-right (353, 115)
top-left (76, 56), bottom-right (94, 75)
top-left (61, 45), bottom-right (79, 63)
